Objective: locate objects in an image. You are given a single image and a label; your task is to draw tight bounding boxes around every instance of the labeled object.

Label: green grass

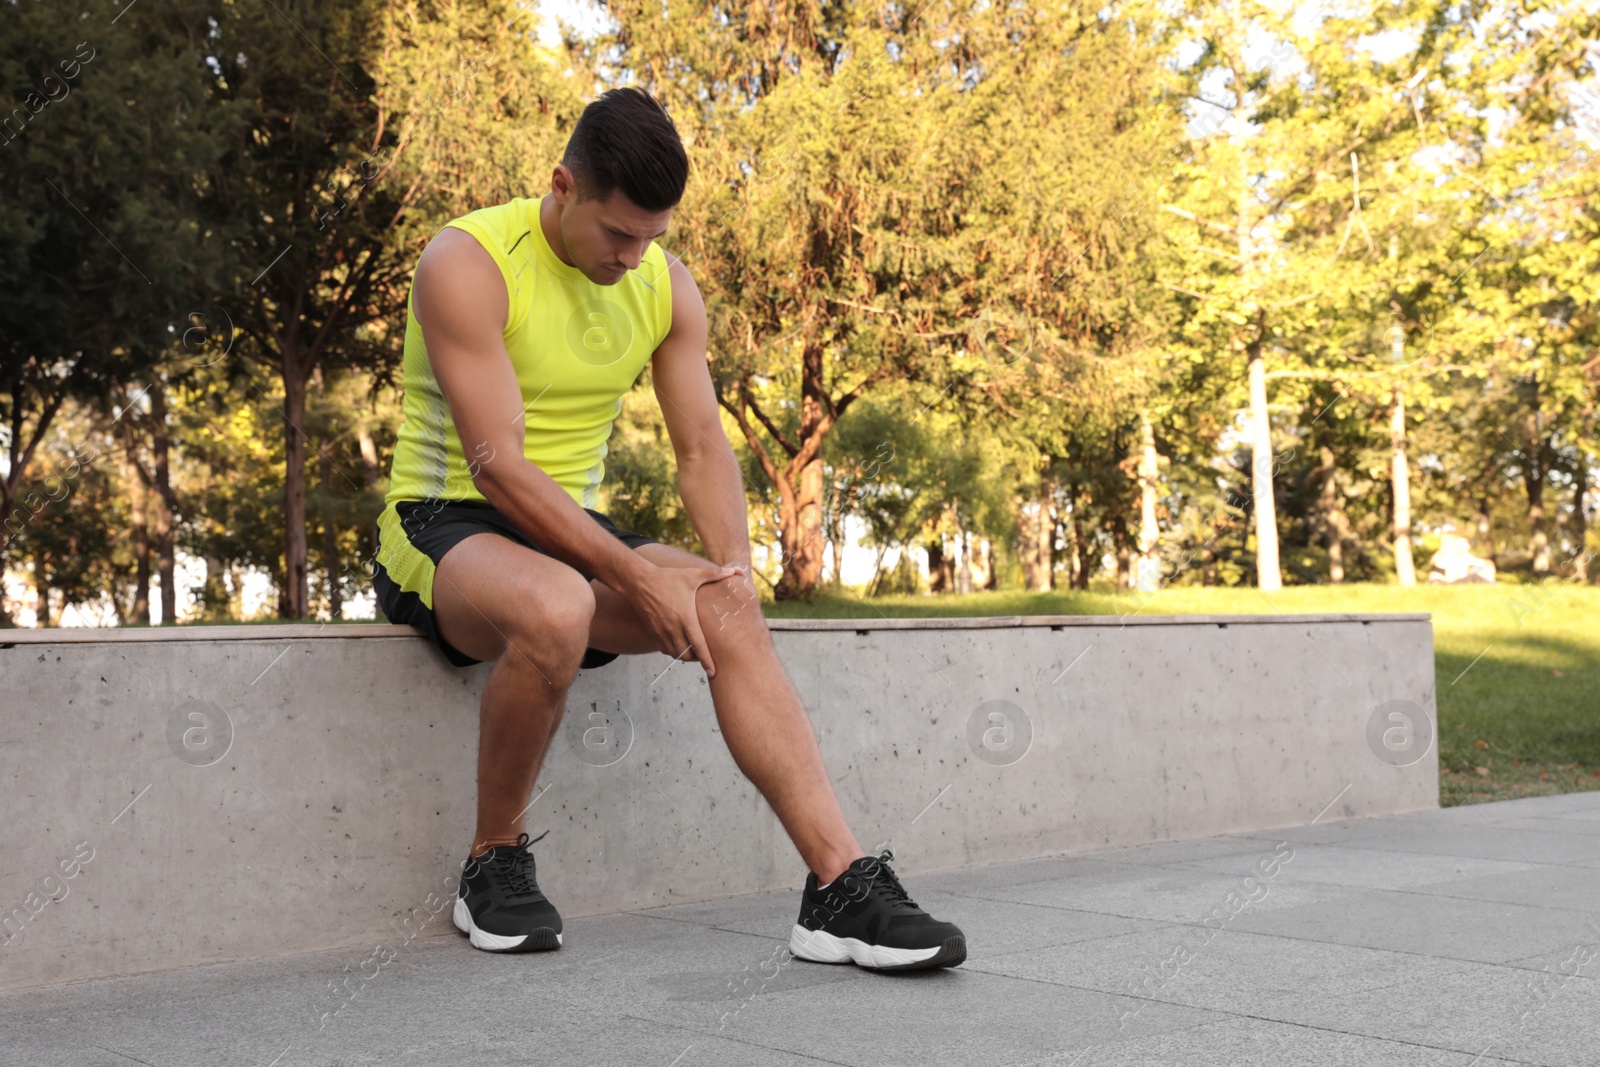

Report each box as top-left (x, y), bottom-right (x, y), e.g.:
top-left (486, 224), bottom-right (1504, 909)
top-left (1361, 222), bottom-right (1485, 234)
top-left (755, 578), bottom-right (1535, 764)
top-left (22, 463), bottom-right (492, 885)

top-left (765, 583), bottom-right (1600, 808)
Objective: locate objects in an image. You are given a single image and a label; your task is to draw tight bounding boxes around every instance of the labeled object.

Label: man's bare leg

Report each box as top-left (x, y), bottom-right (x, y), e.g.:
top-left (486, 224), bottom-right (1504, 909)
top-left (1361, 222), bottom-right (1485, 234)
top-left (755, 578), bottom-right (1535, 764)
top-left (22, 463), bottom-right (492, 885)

top-left (590, 545), bottom-right (966, 971)
top-left (429, 533), bottom-right (960, 968)
top-left (431, 533), bottom-right (596, 856)
top-left (588, 542), bottom-right (863, 885)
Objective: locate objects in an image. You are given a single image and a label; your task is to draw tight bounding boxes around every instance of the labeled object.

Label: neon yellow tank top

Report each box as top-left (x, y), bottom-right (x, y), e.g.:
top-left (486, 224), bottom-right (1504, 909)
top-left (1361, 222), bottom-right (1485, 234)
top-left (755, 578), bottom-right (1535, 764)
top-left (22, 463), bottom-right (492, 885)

top-left (385, 196), bottom-right (673, 510)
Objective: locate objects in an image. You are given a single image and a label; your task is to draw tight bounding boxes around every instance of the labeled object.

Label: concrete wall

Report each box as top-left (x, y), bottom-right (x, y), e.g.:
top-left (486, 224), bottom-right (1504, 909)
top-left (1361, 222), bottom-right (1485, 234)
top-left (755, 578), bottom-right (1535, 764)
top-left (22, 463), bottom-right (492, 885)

top-left (0, 614), bottom-right (1437, 992)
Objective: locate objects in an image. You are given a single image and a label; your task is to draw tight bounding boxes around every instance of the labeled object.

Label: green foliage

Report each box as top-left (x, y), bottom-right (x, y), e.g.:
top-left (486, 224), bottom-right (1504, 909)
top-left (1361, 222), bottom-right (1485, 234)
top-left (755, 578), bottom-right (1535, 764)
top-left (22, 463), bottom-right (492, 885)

top-left (1, 0), bottom-right (239, 620)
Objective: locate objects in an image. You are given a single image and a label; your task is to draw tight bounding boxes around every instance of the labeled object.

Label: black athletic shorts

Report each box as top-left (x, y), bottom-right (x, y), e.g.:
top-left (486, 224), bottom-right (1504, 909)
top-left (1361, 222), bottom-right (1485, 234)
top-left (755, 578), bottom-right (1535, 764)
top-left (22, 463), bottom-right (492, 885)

top-left (371, 498), bottom-right (658, 669)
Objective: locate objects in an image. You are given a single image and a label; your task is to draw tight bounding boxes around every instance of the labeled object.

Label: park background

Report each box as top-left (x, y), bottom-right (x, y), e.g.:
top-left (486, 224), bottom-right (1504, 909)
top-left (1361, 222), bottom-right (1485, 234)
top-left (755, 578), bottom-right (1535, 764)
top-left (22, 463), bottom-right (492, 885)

top-left (2, 0), bottom-right (1597, 806)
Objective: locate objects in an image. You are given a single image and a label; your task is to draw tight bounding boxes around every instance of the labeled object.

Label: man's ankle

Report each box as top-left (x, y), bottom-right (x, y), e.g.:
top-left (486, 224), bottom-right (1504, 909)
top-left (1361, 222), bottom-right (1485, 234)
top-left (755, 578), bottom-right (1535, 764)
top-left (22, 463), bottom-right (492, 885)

top-left (812, 855), bottom-right (862, 889)
top-left (471, 835), bottom-right (522, 858)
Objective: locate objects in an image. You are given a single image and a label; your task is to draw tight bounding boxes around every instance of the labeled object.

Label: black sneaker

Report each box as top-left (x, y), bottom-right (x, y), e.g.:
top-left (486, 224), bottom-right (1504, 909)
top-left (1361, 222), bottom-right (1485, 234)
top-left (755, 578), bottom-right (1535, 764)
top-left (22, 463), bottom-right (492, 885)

top-left (452, 831), bottom-right (562, 952)
top-left (789, 850), bottom-right (965, 971)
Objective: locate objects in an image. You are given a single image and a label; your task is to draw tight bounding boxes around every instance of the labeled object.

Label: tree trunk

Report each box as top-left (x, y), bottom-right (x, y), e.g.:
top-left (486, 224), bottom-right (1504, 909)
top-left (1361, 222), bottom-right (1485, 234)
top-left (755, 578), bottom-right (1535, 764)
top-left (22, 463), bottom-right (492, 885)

top-left (956, 528), bottom-right (974, 595)
top-left (768, 343), bottom-right (834, 600)
top-left (1017, 494), bottom-right (1041, 589)
top-left (824, 508), bottom-right (840, 586)
top-left (1111, 512), bottom-right (1131, 590)
top-left (1524, 382), bottom-right (1549, 575)
top-left (0, 389), bottom-right (67, 626)
top-left (321, 444), bottom-right (343, 620)
top-left (1526, 469), bottom-right (1548, 575)
top-left (1569, 460), bottom-right (1586, 578)
top-left (0, 495), bottom-right (13, 627)
top-left (1038, 479), bottom-right (1057, 591)
top-left (1474, 494), bottom-right (1495, 565)
top-left (202, 554), bottom-right (229, 620)
top-left (1137, 412), bottom-right (1160, 591)
top-left (1231, 24), bottom-right (1280, 593)
top-left (825, 474), bottom-right (850, 587)
top-left (1247, 347), bottom-right (1282, 590)
top-left (925, 536), bottom-right (948, 594)
top-left (864, 543), bottom-right (891, 597)
top-left (1068, 480), bottom-right (1090, 590)
top-left (723, 335), bottom-right (870, 600)
top-left (1065, 502), bottom-right (1079, 589)
top-left (123, 426), bottom-right (151, 625)
top-left (1048, 507), bottom-right (1064, 590)
top-left (1390, 385), bottom-right (1415, 587)
top-left (982, 538), bottom-right (998, 591)
top-left (35, 575), bottom-right (55, 627)
top-left (358, 421), bottom-right (381, 561)
top-left (1018, 471), bottom-right (1056, 591)
top-left (282, 361), bottom-right (310, 618)
top-left (1317, 445), bottom-right (1347, 584)
top-left (1578, 457), bottom-right (1594, 582)
top-left (777, 452), bottom-right (825, 598)
top-left (151, 385), bottom-right (178, 624)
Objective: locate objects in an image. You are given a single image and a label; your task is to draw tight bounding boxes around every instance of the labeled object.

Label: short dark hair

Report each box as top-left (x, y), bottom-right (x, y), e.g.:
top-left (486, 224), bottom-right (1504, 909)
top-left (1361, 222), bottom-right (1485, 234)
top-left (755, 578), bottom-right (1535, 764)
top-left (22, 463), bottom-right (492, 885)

top-left (562, 88), bottom-right (688, 212)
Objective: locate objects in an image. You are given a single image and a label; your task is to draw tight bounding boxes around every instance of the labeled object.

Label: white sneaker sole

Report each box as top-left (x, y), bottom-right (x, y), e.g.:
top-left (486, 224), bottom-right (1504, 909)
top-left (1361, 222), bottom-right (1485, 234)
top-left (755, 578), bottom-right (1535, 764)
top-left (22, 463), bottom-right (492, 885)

top-left (788, 924), bottom-right (964, 971)
top-left (453, 895), bottom-right (562, 952)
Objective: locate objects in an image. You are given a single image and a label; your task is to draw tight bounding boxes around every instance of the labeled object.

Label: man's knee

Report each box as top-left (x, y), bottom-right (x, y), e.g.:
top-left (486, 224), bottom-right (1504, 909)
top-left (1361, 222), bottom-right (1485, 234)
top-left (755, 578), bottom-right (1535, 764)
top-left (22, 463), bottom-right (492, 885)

top-left (504, 568), bottom-right (596, 677)
top-left (696, 572), bottom-right (767, 642)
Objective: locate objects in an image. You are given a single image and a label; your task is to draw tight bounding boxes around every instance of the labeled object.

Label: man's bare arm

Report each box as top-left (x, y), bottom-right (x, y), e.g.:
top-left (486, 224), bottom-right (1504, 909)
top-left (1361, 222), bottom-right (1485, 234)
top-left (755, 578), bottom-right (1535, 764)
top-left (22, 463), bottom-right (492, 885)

top-left (651, 257), bottom-right (753, 570)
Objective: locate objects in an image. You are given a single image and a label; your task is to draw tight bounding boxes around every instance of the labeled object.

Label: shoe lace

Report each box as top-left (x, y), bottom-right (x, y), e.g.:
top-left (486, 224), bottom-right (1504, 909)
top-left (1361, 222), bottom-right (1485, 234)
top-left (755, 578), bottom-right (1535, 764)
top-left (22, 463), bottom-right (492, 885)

top-left (865, 849), bottom-right (920, 911)
top-left (488, 830), bottom-right (548, 900)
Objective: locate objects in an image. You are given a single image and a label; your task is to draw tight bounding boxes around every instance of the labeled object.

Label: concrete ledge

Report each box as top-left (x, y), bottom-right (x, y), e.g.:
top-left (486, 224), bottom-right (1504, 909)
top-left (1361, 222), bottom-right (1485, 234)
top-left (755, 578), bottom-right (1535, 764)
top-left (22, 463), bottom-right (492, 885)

top-left (0, 612), bottom-right (1431, 643)
top-left (0, 613), bottom-right (1437, 992)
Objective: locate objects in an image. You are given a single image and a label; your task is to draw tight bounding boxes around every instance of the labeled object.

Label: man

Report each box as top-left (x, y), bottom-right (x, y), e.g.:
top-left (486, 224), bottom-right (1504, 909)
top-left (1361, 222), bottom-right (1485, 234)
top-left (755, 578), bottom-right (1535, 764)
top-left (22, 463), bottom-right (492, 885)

top-left (373, 87), bottom-right (965, 972)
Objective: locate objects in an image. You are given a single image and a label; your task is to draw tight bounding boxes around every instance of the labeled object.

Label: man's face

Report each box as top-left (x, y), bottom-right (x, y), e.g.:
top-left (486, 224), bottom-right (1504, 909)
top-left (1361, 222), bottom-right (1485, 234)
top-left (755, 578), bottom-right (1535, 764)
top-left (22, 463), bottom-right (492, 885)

top-left (554, 167), bottom-right (673, 285)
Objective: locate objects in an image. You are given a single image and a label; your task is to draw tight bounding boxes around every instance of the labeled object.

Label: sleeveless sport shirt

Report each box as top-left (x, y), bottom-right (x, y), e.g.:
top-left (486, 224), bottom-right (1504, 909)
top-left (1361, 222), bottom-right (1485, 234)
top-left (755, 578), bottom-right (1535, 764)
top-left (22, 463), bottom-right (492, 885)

top-left (385, 196), bottom-right (674, 510)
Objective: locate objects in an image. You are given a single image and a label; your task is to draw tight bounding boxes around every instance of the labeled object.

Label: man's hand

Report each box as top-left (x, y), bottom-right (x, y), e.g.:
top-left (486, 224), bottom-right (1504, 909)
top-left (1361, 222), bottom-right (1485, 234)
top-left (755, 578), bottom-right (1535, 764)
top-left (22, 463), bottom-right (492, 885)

top-left (628, 558), bottom-right (746, 678)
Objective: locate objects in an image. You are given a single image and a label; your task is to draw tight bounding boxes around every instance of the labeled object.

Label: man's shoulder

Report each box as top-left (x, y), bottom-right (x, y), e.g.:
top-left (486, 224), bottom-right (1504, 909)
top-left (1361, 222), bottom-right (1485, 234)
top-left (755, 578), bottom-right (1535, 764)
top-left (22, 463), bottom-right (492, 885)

top-left (418, 227), bottom-right (505, 286)
top-left (440, 197), bottom-right (537, 254)
top-left (412, 226), bottom-right (512, 333)
top-left (660, 251), bottom-right (702, 324)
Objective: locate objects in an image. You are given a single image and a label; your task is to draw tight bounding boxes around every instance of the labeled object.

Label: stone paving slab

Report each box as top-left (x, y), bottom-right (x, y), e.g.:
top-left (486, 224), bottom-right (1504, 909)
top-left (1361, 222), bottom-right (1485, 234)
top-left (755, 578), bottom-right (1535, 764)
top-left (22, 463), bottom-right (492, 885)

top-left (5, 791), bottom-right (1597, 1067)
top-left (1164, 841), bottom-right (1535, 892)
top-left (1006, 1016), bottom-right (1530, 1067)
top-left (967, 927), bottom-right (1479, 1016)
top-left (1260, 965), bottom-right (1599, 1066)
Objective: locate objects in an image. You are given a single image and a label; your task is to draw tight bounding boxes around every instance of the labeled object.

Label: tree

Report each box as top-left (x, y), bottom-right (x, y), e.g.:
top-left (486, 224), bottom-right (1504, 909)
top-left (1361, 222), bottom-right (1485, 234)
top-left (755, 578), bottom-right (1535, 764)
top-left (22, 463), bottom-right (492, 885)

top-left (1, 0), bottom-right (235, 621)
top-left (1452, 3), bottom-right (1599, 576)
top-left (598, 0), bottom-right (1181, 598)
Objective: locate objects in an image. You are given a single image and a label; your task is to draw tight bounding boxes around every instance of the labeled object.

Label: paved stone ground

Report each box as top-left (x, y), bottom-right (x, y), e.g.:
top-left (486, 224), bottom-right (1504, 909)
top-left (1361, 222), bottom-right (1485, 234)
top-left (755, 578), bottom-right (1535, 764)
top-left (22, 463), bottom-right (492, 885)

top-left (8, 792), bottom-right (1600, 1067)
